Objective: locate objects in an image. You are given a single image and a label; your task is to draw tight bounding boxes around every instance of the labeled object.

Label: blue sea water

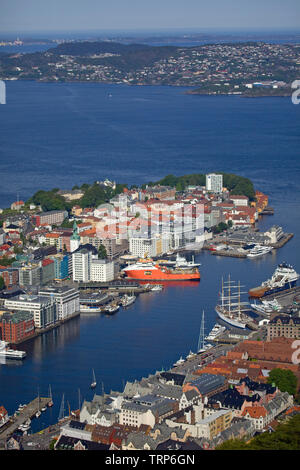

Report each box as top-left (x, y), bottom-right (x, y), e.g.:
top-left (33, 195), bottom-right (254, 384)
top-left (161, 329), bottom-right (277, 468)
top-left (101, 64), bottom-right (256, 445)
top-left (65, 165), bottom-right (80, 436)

top-left (0, 81), bottom-right (299, 432)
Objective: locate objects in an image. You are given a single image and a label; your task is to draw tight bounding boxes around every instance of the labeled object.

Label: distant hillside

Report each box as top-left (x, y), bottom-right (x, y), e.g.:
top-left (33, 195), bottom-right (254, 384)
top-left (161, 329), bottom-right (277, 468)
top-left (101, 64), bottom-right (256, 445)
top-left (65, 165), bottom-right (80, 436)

top-left (48, 41), bottom-right (152, 56)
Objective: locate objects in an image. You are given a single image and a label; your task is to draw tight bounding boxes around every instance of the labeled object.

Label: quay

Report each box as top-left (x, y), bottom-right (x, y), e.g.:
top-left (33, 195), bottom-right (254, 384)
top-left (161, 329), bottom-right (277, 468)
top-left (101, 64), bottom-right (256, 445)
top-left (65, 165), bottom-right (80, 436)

top-left (78, 280), bottom-right (152, 294)
top-left (270, 233), bottom-right (293, 248)
top-left (263, 285), bottom-right (300, 302)
top-left (211, 250), bottom-right (247, 258)
top-left (0, 396), bottom-right (52, 441)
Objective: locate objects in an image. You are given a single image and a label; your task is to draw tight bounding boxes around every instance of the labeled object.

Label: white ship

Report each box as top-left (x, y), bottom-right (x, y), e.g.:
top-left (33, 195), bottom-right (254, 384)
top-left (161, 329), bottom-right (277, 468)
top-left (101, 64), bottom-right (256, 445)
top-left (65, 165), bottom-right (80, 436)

top-left (249, 263), bottom-right (300, 298)
top-left (151, 284), bottom-right (163, 291)
top-left (0, 341), bottom-right (26, 360)
top-left (121, 294), bottom-right (136, 307)
top-left (215, 276), bottom-right (253, 329)
top-left (247, 245), bottom-right (272, 258)
top-left (205, 323), bottom-right (226, 341)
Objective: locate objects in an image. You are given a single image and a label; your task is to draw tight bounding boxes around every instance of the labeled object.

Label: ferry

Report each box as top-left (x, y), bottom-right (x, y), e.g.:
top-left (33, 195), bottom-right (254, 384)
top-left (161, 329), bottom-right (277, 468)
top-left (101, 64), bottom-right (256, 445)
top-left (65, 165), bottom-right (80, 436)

top-left (0, 341), bottom-right (26, 360)
top-left (248, 263), bottom-right (299, 298)
top-left (247, 245), bottom-right (272, 258)
top-left (122, 257), bottom-right (200, 281)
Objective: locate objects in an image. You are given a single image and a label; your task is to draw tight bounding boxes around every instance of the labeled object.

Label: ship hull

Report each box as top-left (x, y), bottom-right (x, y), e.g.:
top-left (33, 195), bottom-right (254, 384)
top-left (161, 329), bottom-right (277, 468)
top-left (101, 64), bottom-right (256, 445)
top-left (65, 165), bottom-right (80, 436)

top-left (216, 308), bottom-right (247, 329)
top-left (124, 269), bottom-right (200, 281)
top-left (248, 280), bottom-right (297, 298)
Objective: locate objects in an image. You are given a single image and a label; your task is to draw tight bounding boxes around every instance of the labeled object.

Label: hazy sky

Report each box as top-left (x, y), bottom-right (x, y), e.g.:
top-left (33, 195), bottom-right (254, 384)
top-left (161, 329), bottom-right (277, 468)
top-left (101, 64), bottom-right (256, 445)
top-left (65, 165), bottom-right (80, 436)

top-left (1, 0), bottom-right (300, 33)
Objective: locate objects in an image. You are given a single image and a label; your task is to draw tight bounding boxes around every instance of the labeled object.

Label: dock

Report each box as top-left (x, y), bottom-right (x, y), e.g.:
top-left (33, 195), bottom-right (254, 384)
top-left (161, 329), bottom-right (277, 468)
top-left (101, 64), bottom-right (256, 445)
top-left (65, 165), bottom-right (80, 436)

top-left (260, 206), bottom-right (274, 215)
top-left (270, 233), bottom-right (294, 248)
top-left (211, 250), bottom-right (247, 258)
top-left (0, 396), bottom-right (52, 441)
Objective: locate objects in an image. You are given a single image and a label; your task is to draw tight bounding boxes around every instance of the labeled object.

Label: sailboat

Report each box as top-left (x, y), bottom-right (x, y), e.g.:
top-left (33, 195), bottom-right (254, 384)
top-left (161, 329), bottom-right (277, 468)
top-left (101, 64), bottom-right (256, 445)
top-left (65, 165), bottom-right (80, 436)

top-left (58, 393), bottom-right (69, 421)
top-left (91, 369), bottom-right (97, 389)
top-left (48, 385), bottom-right (53, 407)
top-left (215, 275), bottom-right (252, 329)
top-left (36, 388), bottom-right (41, 418)
top-left (197, 310), bottom-right (212, 353)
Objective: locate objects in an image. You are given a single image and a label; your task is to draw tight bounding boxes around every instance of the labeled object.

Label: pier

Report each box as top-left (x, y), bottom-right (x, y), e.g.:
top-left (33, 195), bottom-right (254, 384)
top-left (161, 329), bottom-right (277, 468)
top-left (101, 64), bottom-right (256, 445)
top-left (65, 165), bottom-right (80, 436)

top-left (211, 250), bottom-right (247, 258)
top-left (0, 396), bottom-right (52, 441)
top-left (270, 233), bottom-right (294, 248)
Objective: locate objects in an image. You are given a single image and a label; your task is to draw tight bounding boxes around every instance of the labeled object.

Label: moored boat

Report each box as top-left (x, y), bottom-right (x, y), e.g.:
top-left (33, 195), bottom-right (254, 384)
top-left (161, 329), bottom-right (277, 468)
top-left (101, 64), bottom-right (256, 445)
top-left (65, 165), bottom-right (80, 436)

top-left (247, 245), bottom-right (272, 258)
top-left (91, 369), bottom-right (97, 389)
top-left (121, 294), bottom-right (136, 307)
top-left (249, 263), bottom-right (299, 298)
top-left (216, 276), bottom-right (252, 329)
top-left (122, 257), bottom-right (200, 281)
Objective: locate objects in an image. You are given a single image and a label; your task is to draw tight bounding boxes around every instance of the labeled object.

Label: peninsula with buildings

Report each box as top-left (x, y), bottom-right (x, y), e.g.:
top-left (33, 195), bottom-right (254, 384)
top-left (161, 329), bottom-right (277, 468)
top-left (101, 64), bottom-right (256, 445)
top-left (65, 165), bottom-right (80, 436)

top-left (0, 172), bottom-right (299, 451)
top-left (0, 40), bottom-right (299, 96)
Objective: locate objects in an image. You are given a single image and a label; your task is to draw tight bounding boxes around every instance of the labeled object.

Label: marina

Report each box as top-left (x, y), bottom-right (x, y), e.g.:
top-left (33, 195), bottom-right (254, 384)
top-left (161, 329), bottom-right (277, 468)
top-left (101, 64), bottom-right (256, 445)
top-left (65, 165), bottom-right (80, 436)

top-left (0, 396), bottom-right (53, 441)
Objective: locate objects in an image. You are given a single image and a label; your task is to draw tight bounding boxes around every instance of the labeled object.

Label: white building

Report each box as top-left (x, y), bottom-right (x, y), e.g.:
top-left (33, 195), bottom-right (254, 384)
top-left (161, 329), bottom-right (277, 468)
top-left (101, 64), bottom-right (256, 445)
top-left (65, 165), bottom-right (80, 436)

top-left (206, 174), bottom-right (223, 194)
top-left (38, 286), bottom-right (80, 321)
top-left (264, 225), bottom-right (284, 244)
top-left (230, 195), bottom-right (249, 207)
top-left (72, 247), bottom-right (93, 282)
top-left (91, 259), bottom-right (115, 282)
top-left (129, 236), bottom-right (169, 258)
top-left (4, 294), bottom-right (56, 329)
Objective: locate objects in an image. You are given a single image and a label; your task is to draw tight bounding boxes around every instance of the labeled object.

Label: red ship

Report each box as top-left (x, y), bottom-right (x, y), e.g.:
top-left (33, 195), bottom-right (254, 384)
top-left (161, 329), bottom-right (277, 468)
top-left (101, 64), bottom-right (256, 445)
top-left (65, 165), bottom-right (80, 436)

top-left (122, 258), bottom-right (200, 281)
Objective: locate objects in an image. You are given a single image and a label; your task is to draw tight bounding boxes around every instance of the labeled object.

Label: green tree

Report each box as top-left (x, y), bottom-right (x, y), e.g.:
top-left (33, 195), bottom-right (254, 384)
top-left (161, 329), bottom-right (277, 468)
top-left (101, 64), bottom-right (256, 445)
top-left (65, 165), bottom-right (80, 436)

top-left (98, 244), bottom-right (108, 259)
top-left (216, 415), bottom-right (300, 450)
top-left (0, 276), bottom-right (5, 290)
top-left (267, 369), bottom-right (298, 396)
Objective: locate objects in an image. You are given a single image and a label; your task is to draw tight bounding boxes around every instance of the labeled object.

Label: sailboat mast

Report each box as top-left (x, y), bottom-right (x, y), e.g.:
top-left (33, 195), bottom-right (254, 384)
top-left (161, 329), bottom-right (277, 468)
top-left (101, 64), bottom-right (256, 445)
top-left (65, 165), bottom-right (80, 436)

top-left (221, 277), bottom-right (224, 307)
top-left (228, 274), bottom-right (231, 313)
top-left (197, 310), bottom-right (205, 352)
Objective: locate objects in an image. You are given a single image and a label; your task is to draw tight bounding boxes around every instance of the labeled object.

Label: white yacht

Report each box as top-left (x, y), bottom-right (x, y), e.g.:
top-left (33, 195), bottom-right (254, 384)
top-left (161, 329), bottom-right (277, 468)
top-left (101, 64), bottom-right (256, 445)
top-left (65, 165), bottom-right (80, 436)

top-left (0, 341), bottom-right (26, 360)
top-left (205, 324), bottom-right (226, 341)
top-left (247, 245), bottom-right (272, 258)
top-left (173, 356), bottom-right (185, 366)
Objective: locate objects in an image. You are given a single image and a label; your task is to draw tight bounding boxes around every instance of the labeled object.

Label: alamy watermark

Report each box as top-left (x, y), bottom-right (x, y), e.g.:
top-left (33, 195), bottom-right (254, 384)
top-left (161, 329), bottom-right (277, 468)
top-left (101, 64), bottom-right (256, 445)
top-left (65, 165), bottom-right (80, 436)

top-left (291, 340), bottom-right (300, 365)
top-left (0, 80), bottom-right (6, 104)
top-left (291, 80), bottom-right (300, 105)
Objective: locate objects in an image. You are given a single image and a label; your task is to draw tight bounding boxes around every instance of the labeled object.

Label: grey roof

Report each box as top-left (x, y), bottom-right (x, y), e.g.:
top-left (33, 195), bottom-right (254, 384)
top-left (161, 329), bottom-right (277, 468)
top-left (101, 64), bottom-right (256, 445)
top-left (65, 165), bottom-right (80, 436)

top-left (124, 432), bottom-right (157, 450)
top-left (188, 373), bottom-right (226, 396)
top-left (264, 392), bottom-right (291, 415)
top-left (123, 380), bottom-right (154, 398)
top-left (183, 389), bottom-right (200, 402)
top-left (153, 384), bottom-right (183, 401)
